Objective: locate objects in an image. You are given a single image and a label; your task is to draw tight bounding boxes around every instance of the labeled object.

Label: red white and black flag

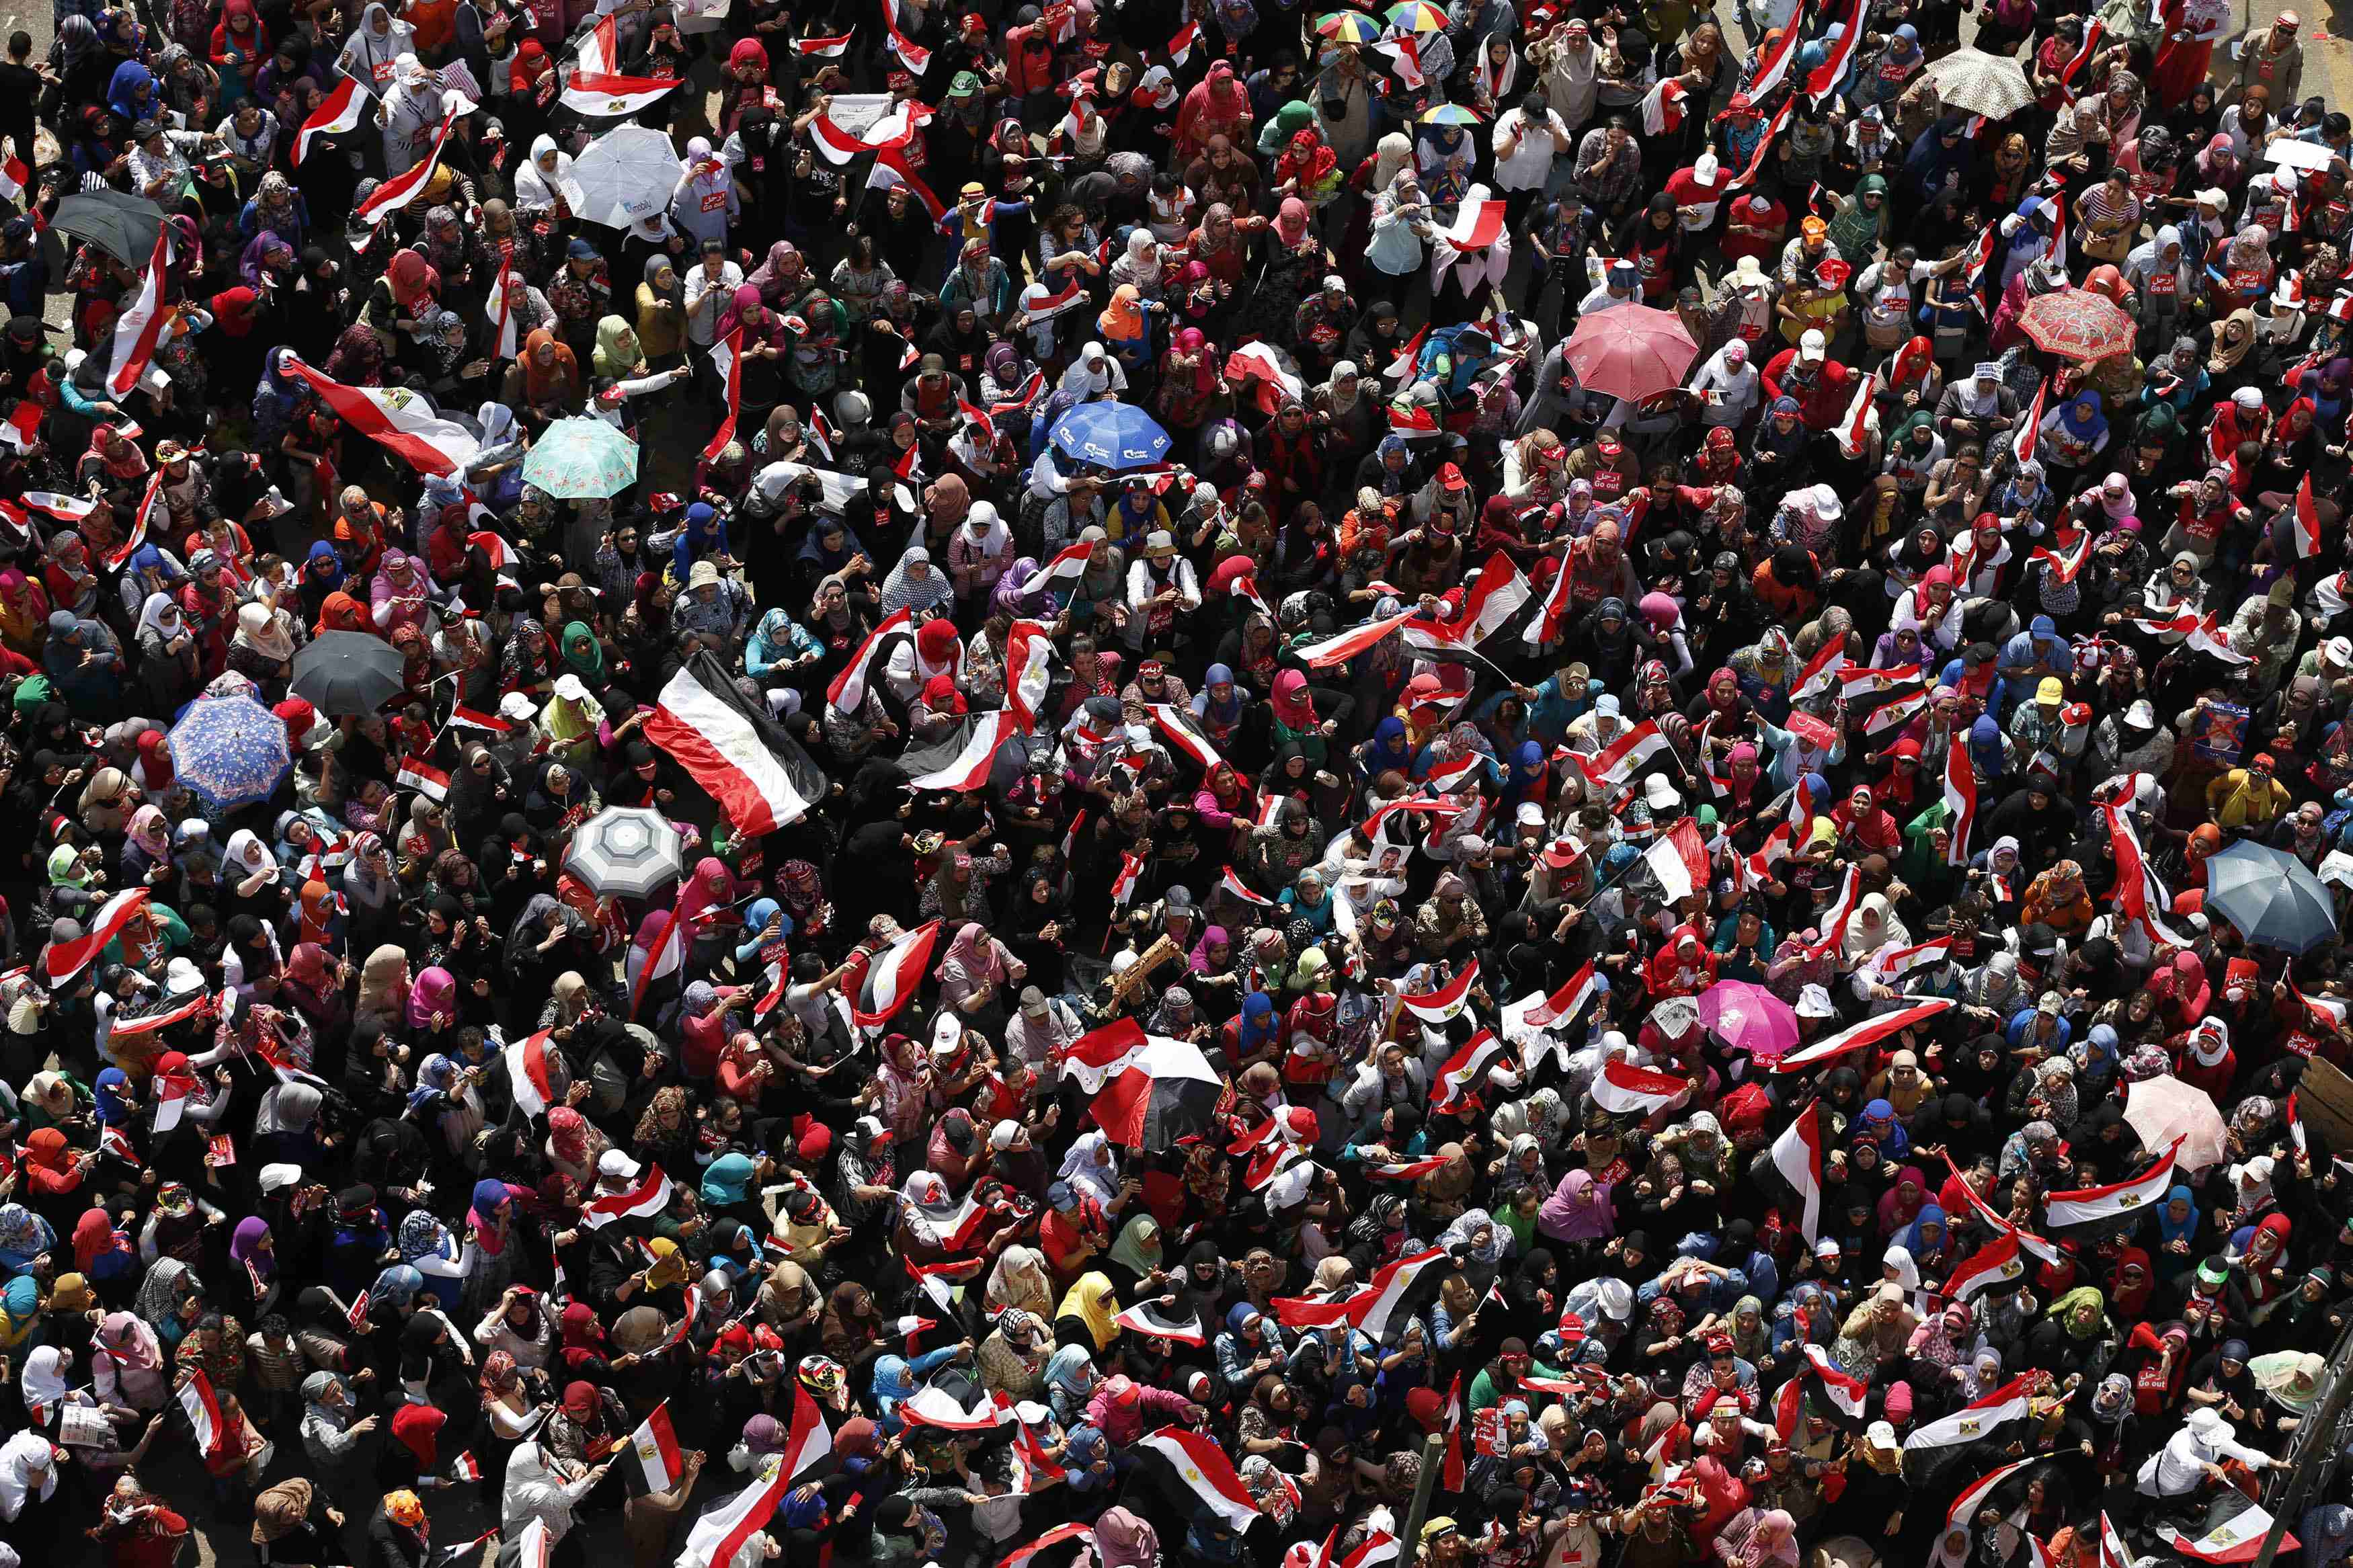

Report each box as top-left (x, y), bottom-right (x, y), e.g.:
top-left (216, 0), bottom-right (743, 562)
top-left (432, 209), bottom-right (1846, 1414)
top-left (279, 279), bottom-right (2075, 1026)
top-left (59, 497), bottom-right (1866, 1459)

top-left (643, 649), bottom-right (827, 836)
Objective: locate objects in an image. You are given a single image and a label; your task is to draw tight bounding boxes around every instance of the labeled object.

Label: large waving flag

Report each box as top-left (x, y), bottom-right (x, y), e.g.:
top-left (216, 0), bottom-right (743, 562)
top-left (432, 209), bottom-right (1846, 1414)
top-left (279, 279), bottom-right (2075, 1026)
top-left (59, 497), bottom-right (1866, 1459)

top-left (1429, 1030), bottom-right (1511, 1114)
top-left (504, 1028), bottom-right (555, 1118)
top-left (561, 14), bottom-right (680, 116)
top-left (1903, 1374), bottom-right (2033, 1452)
top-left (177, 1367), bottom-right (228, 1458)
top-left (1271, 1247), bottom-right (1448, 1337)
top-left (853, 918), bottom-right (943, 1028)
top-left (297, 75), bottom-right (370, 163)
top-left (356, 102), bottom-right (468, 224)
top-left (1944, 742), bottom-right (1977, 865)
top-left (2042, 1137), bottom-right (2181, 1229)
top-left (1591, 1059), bottom-right (1692, 1116)
top-left (1774, 997), bottom-right (1956, 1073)
top-left (281, 354), bottom-right (481, 474)
top-left (106, 229), bottom-right (174, 398)
top-left (704, 329), bottom-right (742, 463)
top-left (580, 1163), bottom-right (674, 1229)
top-left (1768, 1102), bottom-right (1824, 1242)
top-left (826, 607), bottom-right (914, 716)
top-left (678, 1459), bottom-right (797, 1568)
top-left (1398, 958), bottom-right (1480, 1022)
top-left (1137, 1428), bottom-right (1259, 1530)
top-left (45, 889), bottom-right (152, 983)
top-left (643, 649), bottom-right (826, 835)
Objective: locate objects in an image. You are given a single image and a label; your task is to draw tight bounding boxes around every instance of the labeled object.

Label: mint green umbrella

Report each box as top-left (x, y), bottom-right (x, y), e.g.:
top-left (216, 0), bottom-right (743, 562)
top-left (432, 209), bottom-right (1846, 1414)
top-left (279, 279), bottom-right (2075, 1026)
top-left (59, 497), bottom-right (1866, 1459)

top-left (520, 417), bottom-right (640, 499)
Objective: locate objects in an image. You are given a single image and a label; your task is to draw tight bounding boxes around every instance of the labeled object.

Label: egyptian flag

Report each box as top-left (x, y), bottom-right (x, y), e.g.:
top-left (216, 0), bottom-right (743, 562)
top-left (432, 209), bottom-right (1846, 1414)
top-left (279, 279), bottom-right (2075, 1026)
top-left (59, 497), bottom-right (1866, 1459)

top-left (1962, 220), bottom-right (2000, 295)
top-left (1798, 1343), bottom-right (1871, 1421)
top-left (1085, 1028), bottom-right (1223, 1147)
top-left (1149, 704), bottom-right (1226, 772)
top-left (1591, 1059), bottom-right (1692, 1116)
top-left (1516, 961), bottom-right (1600, 1034)
top-left (1795, 866), bottom-right (1864, 962)
top-left (703, 329), bottom-right (746, 463)
top-left (1835, 373), bottom-right (1877, 459)
top-left (1220, 867), bottom-right (1275, 907)
top-left (450, 1451), bottom-right (484, 1482)
top-left (178, 1368), bottom-right (228, 1458)
top-left (677, 1460), bottom-right (797, 1568)
top-left (298, 75), bottom-right (370, 163)
top-left (1445, 195), bottom-right (1507, 251)
top-left (774, 1386), bottom-right (832, 1482)
top-left (2058, 18), bottom-right (2107, 88)
top-left (94, 468), bottom-right (163, 572)
top-left (2163, 1506), bottom-right (2294, 1564)
top-left (1943, 1230), bottom-right (2027, 1303)
top-left (1385, 324), bottom-right (1430, 382)
top-left (1002, 1525), bottom-right (1096, 1567)
top-left (1023, 275), bottom-right (1091, 320)
top-left (1402, 552), bottom-right (1533, 656)
top-left (1775, 997), bottom-right (1956, 1073)
top-left (1944, 743), bottom-right (1978, 866)
top-left (106, 229), bottom-right (173, 399)
top-left (2013, 375), bottom-right (2048, 466)
top-left (827, 608), bottom-right (914, 716)
top-left (2100, 1514), bottom-right (2130, 1568)
top-left (1769, 1102), bottom-right (1825, 1242)
top-left (562, 14), bottom-right (680, 116)
top-left (1745, 11), bottom-right (1804, 97)
top-left (1138, 1429), bottom-right (1259, 1530)
top-left (1792, 639), bottom-right (1851, 703)
top-left (2291, 471), bottom-right (2325, 559)
top-left (1375, 36), bottom-right (1425, 88)
top-left (1524, 553), bottom-right (1577, 647)
top-left (627, 877), bottom-right (701, 1022)
top-left (644, 649), bottom-right (827, 835)
top-left (1367, 1155), bottom-right (1453, 1180)
top-left (2102, 802), bottom-right (2198, 948)
top-left (2043, 1137), bottom-right (2180, 1230)
top-left (902, 1385), bottom-right (1010, 1432)
top-left (1114, 1301), bottom-right (1207, 1346)
top-left (1294, 608), bottom-right (1416, 667)
top-left (1166, 19), bottom-right (1197, 63)
top-left (1864, 937), bottom-right (1954, 985)
top-left (880, 0), bottom-right (931, 69)
top-left (45, 889), bottom-right (151, 984)
top-left (1325, 1536), bottom-right (1403, 1568)
top-left (0, 147), bottom-right (28, 205)
top-left (1940, 1152), bottom-right (2063, 1264)
top-left (793, 29), bottom-right (854, 54)
top-left (397, 757), bottom-right (452, 801)
top-left (1225, 341), bottom-right (1306, 415)
top-left (1803, 0), bottom-right (1866, 101)
top-left (581, 1163), bottom-right (674, 1229)
top-left (1903, 1374), bottom-right (2033, 1452)
top-left (449, 704), bottom-right (513, 735)
top-left (1859, 684), bottom-right (1929, 737)
top-left (149, 1061), bottom-right (199, 1129)
top-left (853, 918), bottom-right (944, 1028)
top-left (1946, 1456), bottom-right (2036, 1528)
top-left (282, 355), bottom-right (480, 474)
top-left (1399, 958), bottom-right (1480, 1022)
top-left (630, 1401), bottom-right (686, 1490)
top-left (2029, 530), bottom-right (2093, 585)
top-left (1273, 1247), bottom-right (1448, 1337)
top-left (989, 370), bottom-right (1049, 421)
top-left (901, 708), bottom-right (1024, 793)
top-left (1737, 823), bottom-right (1794, 895)
top-left (1109, 851), bottom-right (1144, 911)
top-left (1429, 1030), bottom-right (1511, 1114)
top-left (1571, 720), bottom-right (1670, 790)
top-left (0, 400), bottom-right (42, 452)
top-left (357, 104), bottom-right (467, 222)
top-left (1723, 98), bottom-right (1794, 194)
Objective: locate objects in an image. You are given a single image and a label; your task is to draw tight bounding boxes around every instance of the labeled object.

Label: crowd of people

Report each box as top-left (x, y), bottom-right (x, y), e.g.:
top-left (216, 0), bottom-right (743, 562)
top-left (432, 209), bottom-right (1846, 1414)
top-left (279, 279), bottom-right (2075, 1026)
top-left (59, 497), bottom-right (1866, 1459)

top-left (3, 0), bottom-right (2353, 1565)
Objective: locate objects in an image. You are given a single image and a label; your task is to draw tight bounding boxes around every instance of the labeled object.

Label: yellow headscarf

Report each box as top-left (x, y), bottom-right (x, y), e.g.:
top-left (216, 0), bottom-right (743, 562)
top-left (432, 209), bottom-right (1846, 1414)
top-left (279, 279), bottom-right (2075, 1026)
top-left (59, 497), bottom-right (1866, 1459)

top-left (1056, 1271), bottom-right (1121, 1350)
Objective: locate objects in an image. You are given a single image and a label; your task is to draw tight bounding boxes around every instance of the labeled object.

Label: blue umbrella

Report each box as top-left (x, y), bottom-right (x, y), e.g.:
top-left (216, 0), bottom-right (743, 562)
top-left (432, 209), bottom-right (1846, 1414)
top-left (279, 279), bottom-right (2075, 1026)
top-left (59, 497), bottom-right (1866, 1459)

top-left (167, 691), bottom-right (292, 811)
top-left (2204, 839), bottom-right (2340, 954)
top-left (1047, 403), bottom-right (1171, 472)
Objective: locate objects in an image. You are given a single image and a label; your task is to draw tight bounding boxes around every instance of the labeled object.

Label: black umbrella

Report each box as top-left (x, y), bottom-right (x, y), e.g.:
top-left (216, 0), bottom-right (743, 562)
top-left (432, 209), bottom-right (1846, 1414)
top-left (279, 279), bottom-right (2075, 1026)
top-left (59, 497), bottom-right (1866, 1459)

top-left (290, 632), bottom-right (407, 716)
top-left (50, 190), bottom-right (167, 267)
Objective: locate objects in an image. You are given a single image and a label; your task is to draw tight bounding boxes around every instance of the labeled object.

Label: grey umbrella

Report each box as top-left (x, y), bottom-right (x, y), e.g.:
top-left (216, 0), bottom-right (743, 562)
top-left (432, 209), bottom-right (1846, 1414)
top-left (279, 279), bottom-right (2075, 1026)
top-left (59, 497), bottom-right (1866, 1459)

top-left (2203, 839), bottom-right (2340, 954)
top-left (290, 632), bottom-right (408, 716)
top-left (565, 807), bottom-right (686, 900)
top-left (51, 190), bottom-right (167, 268)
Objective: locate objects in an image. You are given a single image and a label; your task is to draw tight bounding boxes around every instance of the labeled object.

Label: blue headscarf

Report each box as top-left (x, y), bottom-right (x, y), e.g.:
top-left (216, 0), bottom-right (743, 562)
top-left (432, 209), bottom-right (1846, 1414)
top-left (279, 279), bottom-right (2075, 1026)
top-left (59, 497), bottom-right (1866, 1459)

top-left (94, 1067), bottom-right (135, 1126)
top-left (872, 1353), bottom-right (917, 1415)
top-left (1969, 714), bottom-right (2005, 778)
top-left (1367, 715), bottom-right (1410, 767)
top-left (1903, 118), bottom-right (1973, 199)
top-left (672, 503), bottom-right (726, 578)
top-left (1202, 664), bottom-right (1245, 728)
top-left (2158, 1184), bottom-right (2200, 1247)
top-left (2059, 391), bottom-right (2108, 442)
top-left (1226, 1301), bottom-right (1264, 1335)
top-left (702, 1151), bottom-right (756, 1204)
top-left (305, 539), bottom-right (345, 592)
top-left (1238, 991), bottom-right (1279, 1051)
top-left (471, 1179), bottom-right (512, 1220)
top-left (1903, 1203), bottom-right (1946, 1257)
top-left (106, 58), bottom-right (156, 122)
top-left (370, 1262), bottom-right (426, 1309)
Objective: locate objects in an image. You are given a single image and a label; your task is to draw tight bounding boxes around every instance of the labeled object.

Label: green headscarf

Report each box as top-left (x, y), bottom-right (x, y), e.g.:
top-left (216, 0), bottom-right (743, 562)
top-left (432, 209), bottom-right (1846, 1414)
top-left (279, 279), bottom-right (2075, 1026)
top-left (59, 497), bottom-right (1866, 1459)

top-left (2047, 1285), bottom-right (2107, 1339)
top-left (1827, 173), bottom-right (1888, 267)
top-left (1106, 1214), bottom-right (1163, 1277)
top-left (48, 843), bottom-right (91, 888)
top-left (591, 315), bottom-right (640, 380)
top-left (560, 620), bottom-right (606, 685)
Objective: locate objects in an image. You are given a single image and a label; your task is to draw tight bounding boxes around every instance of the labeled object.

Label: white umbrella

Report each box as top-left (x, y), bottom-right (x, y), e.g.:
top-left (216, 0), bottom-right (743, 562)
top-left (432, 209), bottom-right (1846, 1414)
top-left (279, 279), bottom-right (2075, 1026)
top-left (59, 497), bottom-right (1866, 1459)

top-left (569, 124), bottom-right (682, 233)
top-left (2122, 1074), bottom-right (2229, 1176)
top-left (1920, 48), bottom-right (2033, 119)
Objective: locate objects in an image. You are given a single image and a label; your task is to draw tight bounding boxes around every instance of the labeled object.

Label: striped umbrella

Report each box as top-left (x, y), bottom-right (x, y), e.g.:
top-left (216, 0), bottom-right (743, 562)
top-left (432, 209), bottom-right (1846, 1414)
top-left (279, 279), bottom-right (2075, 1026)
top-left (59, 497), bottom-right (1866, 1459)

top-left (1316, 10), bottom-right (1384, 42)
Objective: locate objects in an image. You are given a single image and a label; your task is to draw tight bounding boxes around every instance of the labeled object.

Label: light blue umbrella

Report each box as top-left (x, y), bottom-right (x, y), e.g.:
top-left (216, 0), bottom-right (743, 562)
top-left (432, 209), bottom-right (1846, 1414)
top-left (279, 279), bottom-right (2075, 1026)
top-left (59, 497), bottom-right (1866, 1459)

top-left (2204, 839), bottom-right (2339, 954)
top-left (1047, 403), bottom-right (1171, 472)
top-left (520, 417), bottom-right (640, 498)
top-left (167, 691), bottom-right (292, 810)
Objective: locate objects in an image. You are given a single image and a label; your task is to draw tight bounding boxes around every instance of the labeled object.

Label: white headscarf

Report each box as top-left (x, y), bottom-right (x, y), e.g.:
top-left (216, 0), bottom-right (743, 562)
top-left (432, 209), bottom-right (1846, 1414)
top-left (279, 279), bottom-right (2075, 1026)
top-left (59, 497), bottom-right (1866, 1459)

top-left (0, 1431), bottom-right (56, 1521)
top-left (136, 590), bottom-right (182, 643)
top-left (19, 1348), bottom-right (69, 1417)
top-left (1055, 1130), bottom-right (1120, 1205)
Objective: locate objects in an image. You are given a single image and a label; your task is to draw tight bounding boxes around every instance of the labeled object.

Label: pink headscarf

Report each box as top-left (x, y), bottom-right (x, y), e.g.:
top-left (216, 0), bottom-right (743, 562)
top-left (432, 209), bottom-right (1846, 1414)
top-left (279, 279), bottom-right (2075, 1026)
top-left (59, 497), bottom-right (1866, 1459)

top-left (407, 965), bottom-right (458, 1028)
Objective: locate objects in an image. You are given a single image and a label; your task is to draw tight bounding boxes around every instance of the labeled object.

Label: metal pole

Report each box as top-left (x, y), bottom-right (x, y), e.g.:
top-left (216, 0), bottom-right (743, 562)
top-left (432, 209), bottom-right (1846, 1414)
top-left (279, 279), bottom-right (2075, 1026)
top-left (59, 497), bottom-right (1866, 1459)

top-left (2248, 1311), bottom-right (2353, 1568)
top-left (1400, 1430), bottom-right (1449, 1565)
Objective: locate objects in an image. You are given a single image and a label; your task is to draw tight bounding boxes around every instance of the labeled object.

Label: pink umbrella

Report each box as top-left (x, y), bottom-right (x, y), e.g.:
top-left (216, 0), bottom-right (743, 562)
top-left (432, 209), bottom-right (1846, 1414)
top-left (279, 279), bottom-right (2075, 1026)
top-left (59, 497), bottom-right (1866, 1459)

top-left (1699, 980), bottom-right (1800, 1060)
top-left (1562, 305), bottom-right (1699, 401)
